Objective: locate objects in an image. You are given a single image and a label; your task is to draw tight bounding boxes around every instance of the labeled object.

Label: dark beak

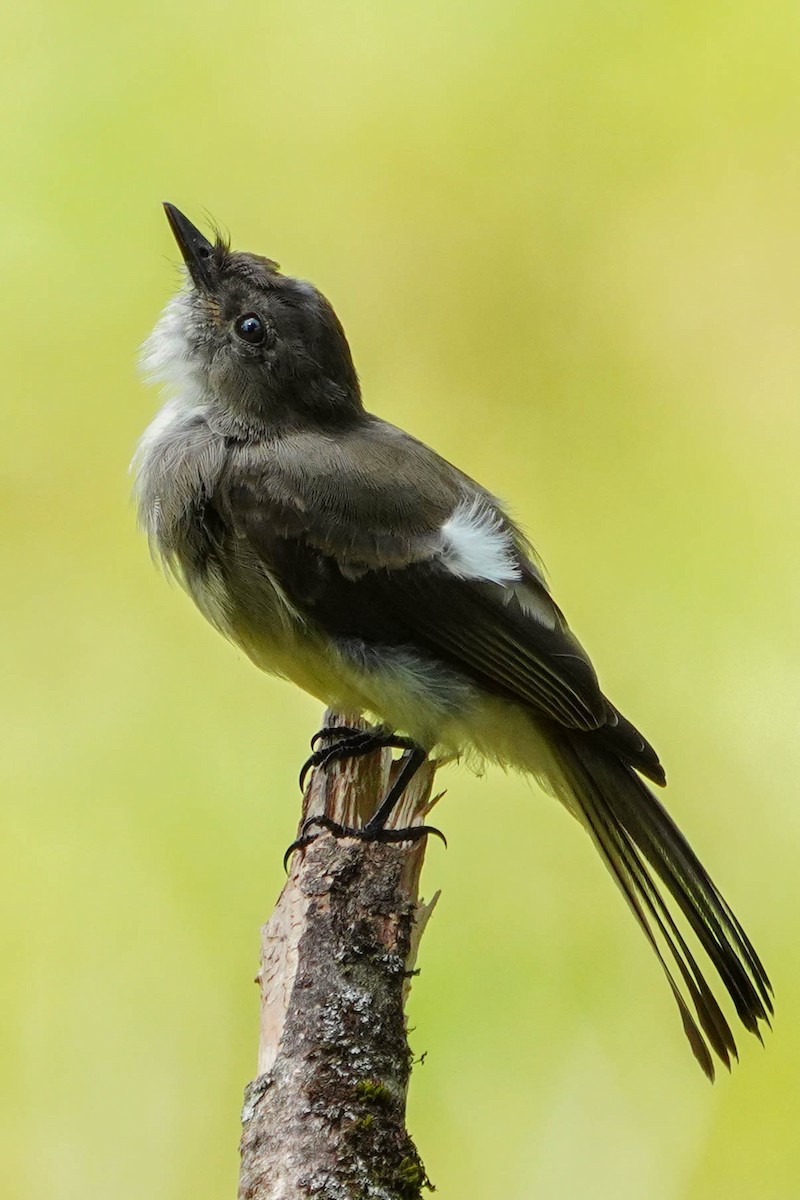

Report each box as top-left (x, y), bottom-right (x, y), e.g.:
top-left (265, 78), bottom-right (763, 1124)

top-left (163, 202), bottom-right (214, 291)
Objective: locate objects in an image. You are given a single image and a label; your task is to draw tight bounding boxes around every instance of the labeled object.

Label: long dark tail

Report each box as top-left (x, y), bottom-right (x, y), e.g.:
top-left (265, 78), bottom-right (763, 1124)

top-left (558, 735), bottom-right (773, 1079)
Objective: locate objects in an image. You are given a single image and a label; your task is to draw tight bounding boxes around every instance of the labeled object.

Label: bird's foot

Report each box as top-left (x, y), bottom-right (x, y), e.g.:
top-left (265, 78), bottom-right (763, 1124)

top-left (283, 814), bottom-right (446, 872)
top-left (298, 724), bottom-right (418, 791)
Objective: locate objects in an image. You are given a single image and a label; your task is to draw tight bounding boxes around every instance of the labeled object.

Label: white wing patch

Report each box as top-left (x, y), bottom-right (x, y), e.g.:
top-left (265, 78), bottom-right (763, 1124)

top-left (440, 497), bottom-right (522, 585)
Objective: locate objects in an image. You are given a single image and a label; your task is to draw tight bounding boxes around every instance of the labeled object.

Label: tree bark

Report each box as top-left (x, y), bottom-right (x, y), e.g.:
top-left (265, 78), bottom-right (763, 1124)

top-left (238, 711), bottom-right (440, 1200)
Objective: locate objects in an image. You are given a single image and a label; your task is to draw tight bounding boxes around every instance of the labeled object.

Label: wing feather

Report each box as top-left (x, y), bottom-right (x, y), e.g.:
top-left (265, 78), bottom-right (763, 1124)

top-left (216, 422), bottom-right (662, 777)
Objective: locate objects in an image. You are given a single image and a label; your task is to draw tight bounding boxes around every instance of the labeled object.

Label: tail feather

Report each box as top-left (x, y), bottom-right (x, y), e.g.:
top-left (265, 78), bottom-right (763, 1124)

top-left (560, 736), bottom-right (772, 1078)
top-left (610, 776), bottom-right (773, 1023)
top-left (588, 792), bottom-right (726, 1077)
top-left (607, 804), bottom-right (738, 1069)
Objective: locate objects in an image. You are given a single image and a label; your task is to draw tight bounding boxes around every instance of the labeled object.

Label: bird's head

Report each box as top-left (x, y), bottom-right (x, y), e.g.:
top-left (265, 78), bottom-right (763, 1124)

top-left (142, 204), bottom-right (362, 436)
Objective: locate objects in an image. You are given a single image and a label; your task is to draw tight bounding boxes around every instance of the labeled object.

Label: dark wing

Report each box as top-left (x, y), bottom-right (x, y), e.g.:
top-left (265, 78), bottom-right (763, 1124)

top-left (365, 565), bottom-right (664, 779)
top-left (217, 421), bottom-right (663, 781)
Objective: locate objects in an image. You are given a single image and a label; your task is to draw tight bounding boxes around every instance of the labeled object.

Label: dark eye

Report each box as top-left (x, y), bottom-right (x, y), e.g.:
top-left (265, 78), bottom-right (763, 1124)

top-left (234, 312), bottom-right (266, 345)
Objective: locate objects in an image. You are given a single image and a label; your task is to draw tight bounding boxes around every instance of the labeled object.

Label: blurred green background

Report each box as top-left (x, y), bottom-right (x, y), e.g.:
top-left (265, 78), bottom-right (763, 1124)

top-left (2, 2), bottom-right (798, 1197)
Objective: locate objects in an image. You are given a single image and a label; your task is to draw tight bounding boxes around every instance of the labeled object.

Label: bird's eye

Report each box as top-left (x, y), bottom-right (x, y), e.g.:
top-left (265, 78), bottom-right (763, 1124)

top-left (234, 313), bottom-right (266, 345)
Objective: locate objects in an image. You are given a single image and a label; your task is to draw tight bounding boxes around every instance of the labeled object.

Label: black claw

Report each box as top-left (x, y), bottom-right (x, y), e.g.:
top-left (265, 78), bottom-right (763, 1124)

top-left (298, 725), bottom-right (422, 793)
top-left (288, 728), bottom-right (442, 870)
top-left (310, 724), bottom-right (363, 751)
top-left (363, 823), bottom-right (447, 848)
top-left (298, 732), bottom-right (372, 791)
top-left (286, 814), bottom-right (446, 858)
top-left (283, 833), bottom-right (317, 873)
top-left (298, 753), bottom-right (318, 792)
top-left (301, 814), bottom-right (352, 839)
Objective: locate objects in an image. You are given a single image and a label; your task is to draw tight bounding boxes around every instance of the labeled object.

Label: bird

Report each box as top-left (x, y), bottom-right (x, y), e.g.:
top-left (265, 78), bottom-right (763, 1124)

top-left (133, 202), bottom-right (772, 1079)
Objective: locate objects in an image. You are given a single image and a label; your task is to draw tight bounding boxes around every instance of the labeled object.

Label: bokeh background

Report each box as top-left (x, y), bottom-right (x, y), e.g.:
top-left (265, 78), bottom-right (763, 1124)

top-left (2, 3), bottom-right (798, 1197)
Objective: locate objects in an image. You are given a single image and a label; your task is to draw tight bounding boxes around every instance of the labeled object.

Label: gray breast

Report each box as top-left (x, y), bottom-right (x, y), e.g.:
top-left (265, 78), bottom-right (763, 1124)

top-left (132, 398), bottom-right (229, 571)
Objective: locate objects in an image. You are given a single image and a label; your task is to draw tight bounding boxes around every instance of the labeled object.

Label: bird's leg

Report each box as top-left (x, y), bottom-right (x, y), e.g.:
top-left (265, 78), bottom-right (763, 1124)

top-left (285, 735), bottom-right (445, 870)
top-left (362, 745), bottom-right (428, 833)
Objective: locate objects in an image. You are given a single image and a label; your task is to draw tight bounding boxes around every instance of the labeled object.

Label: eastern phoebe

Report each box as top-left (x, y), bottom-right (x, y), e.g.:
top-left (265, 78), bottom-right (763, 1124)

top-left (134, 203), bottom-right (771, 1078)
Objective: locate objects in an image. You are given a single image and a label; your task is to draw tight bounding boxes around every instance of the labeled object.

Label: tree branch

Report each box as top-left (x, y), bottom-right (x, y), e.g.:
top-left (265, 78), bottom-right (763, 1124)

top-left (238, 711), bottom-right (440, 1200)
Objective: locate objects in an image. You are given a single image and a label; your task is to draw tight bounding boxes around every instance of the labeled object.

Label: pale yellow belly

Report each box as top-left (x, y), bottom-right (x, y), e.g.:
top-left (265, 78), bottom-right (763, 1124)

top-left (184, 556), bottom-right (568, 804)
